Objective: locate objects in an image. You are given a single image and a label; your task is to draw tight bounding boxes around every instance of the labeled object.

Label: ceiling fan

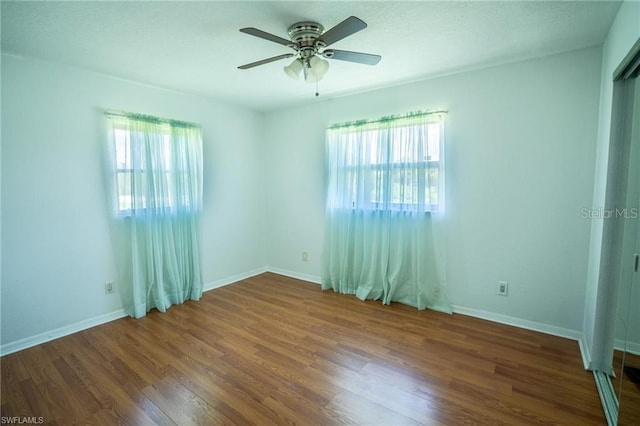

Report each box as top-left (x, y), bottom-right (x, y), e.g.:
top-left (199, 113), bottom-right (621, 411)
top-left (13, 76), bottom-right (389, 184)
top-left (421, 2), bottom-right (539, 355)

top-left (237, 16), bottom-right (381, 85)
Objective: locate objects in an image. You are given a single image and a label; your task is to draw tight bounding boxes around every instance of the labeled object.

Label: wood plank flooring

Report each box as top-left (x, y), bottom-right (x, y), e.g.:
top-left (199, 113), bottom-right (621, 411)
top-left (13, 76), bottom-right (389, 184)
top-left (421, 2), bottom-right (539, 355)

top-left (1, 273), bottom-right (605, 425)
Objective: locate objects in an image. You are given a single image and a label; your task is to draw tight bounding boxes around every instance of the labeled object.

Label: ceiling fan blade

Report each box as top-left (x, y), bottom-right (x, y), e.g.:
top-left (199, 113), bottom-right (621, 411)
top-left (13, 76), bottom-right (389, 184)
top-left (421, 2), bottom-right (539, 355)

top-left (238, 53), bottom-right (295, 70)
top-left (323, 49), bottom-right (381, 66)
top-left (319, 16), bottom-right (367, 47)
top-left (239, 27), bottom-right (292, 46)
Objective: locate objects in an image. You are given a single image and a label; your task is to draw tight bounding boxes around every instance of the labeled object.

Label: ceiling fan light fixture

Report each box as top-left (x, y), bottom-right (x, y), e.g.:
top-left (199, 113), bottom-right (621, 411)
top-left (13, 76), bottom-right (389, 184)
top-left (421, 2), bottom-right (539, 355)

top-left (305, 56), bottom-right (330, 84)
top-left (283, 58), bottom-right (303, 80)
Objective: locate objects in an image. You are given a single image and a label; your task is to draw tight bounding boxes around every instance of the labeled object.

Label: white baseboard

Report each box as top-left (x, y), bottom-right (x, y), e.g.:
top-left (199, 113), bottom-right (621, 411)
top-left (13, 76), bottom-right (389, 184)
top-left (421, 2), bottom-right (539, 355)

top-left (0, 267), bottom-right (269, 357)
top-left (614, 338), bottom-right (640, 356)
top-left (451, 305), bottom-right (583, 341)
top-left (202, 267), bottom-right (268, 292)
top-left (266, 266), bottom-right (321, 285)
top-left (579, 334), bottom-right (592, 370)
top-left (452, 305), bottom-right (591, 368)
top-left (0, 309), bottom-right (128, 356)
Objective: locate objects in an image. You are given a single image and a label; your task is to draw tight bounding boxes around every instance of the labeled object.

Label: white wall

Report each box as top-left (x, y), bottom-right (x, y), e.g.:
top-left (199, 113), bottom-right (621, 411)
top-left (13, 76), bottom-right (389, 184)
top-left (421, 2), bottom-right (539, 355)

top-left (265, 47), bottom-right (602, 333)
top-left (0, 45), bottom-right (608, 352)
top-left (1, 54), bottom-right (266, 349)
top-left (583, 0), bottom-right (640, 368)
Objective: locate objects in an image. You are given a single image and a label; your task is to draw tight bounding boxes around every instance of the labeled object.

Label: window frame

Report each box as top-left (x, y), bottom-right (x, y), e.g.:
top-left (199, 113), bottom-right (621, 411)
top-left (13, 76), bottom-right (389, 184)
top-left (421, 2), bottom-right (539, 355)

top-left (107, 112), bottom-right (203, 218)
top-left (327, 112), bottom-right (445, 214)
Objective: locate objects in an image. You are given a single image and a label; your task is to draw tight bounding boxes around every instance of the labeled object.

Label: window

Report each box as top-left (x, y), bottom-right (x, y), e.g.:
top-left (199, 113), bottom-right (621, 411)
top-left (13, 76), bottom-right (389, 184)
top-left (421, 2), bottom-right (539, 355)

top-left (106, 112), bottom-right (203, 217)
top-left (322, 110), bottom-right (449, 312)
top-left (326, 111), bottom-right (445, 213)
top-left (104, 112), bottom-right (205, 318)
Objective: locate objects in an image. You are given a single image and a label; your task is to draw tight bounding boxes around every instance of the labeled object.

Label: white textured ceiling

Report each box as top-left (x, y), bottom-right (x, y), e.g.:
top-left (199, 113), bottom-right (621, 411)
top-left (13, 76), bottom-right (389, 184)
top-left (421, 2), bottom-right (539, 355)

top-left (1, 1), bottom-right (621, 112)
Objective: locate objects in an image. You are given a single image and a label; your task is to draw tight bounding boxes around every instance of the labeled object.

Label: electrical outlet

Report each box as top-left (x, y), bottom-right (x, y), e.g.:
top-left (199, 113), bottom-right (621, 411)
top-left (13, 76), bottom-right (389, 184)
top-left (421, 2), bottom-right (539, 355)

top-left (302, 251), bottom-right (309, 262)
top-left (497, 281), bottom-right (508, 296)
top-left (105, 281), bottom-right (114, 294)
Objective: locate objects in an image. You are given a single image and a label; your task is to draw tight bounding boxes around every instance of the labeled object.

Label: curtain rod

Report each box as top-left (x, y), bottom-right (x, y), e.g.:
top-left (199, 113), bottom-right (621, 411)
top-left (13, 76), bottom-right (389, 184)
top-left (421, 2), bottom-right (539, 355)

top-left (328, 109), bottom-right (447, 130)
top-left (104, 110), bottom-right (201, 129)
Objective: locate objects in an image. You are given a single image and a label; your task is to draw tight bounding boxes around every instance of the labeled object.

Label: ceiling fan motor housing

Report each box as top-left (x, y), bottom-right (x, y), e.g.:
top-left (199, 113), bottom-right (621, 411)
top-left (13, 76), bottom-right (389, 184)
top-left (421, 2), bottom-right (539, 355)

top-left (288, 21), bottom-right (325, 59)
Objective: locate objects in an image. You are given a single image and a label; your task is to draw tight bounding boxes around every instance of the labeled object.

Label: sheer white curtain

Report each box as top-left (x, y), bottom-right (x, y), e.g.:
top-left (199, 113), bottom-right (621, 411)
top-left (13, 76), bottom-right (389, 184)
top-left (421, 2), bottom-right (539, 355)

top-left (105, 112), bottom-right (204, 318)
top-left (322, 112), bottom-right (450, 312)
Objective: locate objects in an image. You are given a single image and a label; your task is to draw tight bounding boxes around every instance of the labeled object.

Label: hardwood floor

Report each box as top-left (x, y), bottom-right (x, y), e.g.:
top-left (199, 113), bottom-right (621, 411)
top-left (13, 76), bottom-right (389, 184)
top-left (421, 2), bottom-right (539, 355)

top-left (1, 273), bottom-right (605, 425)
